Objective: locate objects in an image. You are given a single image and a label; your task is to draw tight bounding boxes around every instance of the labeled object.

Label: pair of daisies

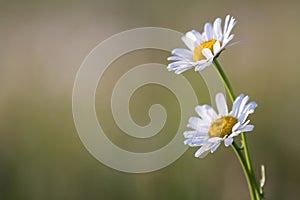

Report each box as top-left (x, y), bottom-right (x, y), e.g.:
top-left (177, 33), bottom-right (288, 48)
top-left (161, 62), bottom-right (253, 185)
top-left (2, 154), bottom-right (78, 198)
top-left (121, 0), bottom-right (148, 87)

top-left (168, 15), bottom-right (257, 158)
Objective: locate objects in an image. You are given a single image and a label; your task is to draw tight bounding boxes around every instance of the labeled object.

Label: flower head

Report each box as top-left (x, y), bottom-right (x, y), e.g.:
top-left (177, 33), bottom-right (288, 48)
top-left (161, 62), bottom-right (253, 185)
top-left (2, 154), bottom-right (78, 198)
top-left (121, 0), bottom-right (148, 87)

top-left (167, 15), bottom-right (238, 74)
top-left (184, 93), bottom-right (257, 158)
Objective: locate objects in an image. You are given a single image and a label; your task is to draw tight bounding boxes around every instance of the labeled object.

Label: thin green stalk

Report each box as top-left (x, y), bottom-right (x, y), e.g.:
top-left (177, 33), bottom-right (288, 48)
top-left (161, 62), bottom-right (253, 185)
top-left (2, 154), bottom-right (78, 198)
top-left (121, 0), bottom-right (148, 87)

top-left (232, 141), bottom-right (257, 200)
top-left (213, 59), bottom-right (236, 101)
top-left (242, 133), bottom-right (261, 199)
top-left (213, 59), bottom-right (261, 199)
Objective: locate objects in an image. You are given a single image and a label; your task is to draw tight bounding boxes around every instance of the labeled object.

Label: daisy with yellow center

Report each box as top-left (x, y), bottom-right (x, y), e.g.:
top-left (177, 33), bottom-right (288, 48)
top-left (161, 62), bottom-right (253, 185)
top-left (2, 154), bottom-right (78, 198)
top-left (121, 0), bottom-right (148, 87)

top-left (184, 93), bottom-right (257, 158)
top-left (167, 15), bottom-right (237, 74)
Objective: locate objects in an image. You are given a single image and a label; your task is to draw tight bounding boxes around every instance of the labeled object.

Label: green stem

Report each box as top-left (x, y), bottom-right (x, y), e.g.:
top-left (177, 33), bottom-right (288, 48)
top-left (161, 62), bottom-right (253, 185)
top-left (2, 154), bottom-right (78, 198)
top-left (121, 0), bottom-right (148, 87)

top-left (213, 59), bottom-right (261, 199)
top-left (242, 133), bottom-right (261, 199)
top-left (213, 59), bottom-right (236, 101)
top-left (232, 141), bottom-right (257, 200)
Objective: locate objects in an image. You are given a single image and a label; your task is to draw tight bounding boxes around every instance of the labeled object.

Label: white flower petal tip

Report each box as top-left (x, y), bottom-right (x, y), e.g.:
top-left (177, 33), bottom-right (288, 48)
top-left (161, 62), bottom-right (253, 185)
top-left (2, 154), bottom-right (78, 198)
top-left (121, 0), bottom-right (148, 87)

top-left (167, 15), bottom-right (239, 74)
top-left (216, 93), bottom-right (228, 116)
top-left (225, 40), bottom-right (247, 49)
top-left (184, 92), bottom-right (257, 158)
top-left (195, 145), bottom-right (211, 158)
top-left (224, 137), bottom-right (234, 147)
top-left (197, 150), bottom-right (210, 159)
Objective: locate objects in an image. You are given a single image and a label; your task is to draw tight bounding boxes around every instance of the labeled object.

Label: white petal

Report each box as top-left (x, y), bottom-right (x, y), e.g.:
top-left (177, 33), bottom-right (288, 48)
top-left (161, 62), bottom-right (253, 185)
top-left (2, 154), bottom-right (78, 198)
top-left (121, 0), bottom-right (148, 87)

top-left (222, 15), bottom-right (237, 47)
top-left (208, 137), bottom-right (223, 143)
top-left (237, 95), bottom-right (250, 118)
top-left (167, 64), bottom-right (193, 73)
top-left (213, 17), bottom-right (222, 41)
top-left (236, 120), bottom-right (251, 133)
top-left (213, 41), bottom-right (221, 55)
top-left (182, 35), bottom-right (197, 51)
top-left (167, 56), bottom-right (185, 61)
top-left (211, 142), bottom-right (221, 153)
top-left (223, 15), bottom-right (230, 37)
top-left (190, 29), bottom-right (205, 43)
top-left (240, 119), bottom-right (250, 127)
top-left (229, 131), bottom-right (241, 138)
top-left (232, 121), bottom-right (241, 132)
top-left (195, 62), bottom-right (207, 71)
top-left (239, 124), bottom-right (254, 133)
top-left (230, 94), bottom-right (244, 117)
top-left (204, 22), bottom-right (213, 40)
top-left (216, 93), bottom-right (228, 116)
top-left (202, 48), bottom-right (214, 59)
top-left (195, 105), bottom-right (217, 122)
top-left (167, 63), bottom-right (194, 74)
top-left (168, 60), bottom-right (190, 68)
top-left (172, 48), bottom-right (193, 59)
top-left (187, 117), bottom-right (210, 132)
top-left (223, 34), bottom-right (234, 47)
top-left (243, 101), bottom-right (258, 115)
top-left (195, 144), bottom-right (212, 157)
top-left (223, 15), bottom-right (236, 40)
top-left (227, 16), bottom-right (237, 35)
top-left (185, 31), bottom-right (198, 41)
top-left (198, 150), bottom-right (210, 158)
top-left (174, 66), bottom-right (194, 74)
top-left (238, 102), bottom-right (257, 124)
top-left (224, 137), bottom-right (233, 147)
top-left (195, 59), bottom-right (208, 65)
top-left (225, 40), bottom-right (246, 49)
top-left (184, 138), bottom-right (208, 147)
top-left (194, 58), bottom-right (212, 71)
top-left (167, 60), bottom-right (194, 73)
top-left (184, 130), bottom-right (208, 138)
top-left (185, 30), bottom-right (201, 46)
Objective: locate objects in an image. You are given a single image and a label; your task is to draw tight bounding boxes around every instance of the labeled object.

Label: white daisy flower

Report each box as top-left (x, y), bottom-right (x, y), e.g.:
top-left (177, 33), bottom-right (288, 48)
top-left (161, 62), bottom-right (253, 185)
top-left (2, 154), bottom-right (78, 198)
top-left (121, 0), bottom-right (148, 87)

top-left (167, 15), bottom-right (238, 74)
top-left (184, 93), bottom-right (257, 158)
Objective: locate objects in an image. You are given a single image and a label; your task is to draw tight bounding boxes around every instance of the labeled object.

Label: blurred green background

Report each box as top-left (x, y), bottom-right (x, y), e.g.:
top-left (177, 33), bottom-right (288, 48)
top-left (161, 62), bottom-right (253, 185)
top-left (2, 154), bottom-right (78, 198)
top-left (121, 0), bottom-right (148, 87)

top-left (1, 0), bottom-right (300, 199)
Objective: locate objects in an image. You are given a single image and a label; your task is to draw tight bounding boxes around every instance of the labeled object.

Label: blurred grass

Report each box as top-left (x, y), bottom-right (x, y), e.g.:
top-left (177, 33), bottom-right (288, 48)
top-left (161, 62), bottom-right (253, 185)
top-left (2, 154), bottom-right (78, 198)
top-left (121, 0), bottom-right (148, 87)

top-left (1, 0), bottom-right (300, 199)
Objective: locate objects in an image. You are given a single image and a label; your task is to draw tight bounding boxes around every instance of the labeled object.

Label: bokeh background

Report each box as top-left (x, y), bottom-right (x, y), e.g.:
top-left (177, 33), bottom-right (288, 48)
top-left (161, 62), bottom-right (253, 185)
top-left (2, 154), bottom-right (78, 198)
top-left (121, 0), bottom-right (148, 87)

top-left (1, 0), bottom-right (300, 199)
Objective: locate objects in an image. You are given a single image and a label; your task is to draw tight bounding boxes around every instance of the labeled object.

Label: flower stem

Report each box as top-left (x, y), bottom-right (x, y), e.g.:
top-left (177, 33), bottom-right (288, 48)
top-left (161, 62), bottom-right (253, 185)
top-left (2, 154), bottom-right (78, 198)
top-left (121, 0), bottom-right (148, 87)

top-left (242, 132), bottom-right (261, 199)
top-left (212, 59), bottom-right (235, 101)
top-left (213, 59), bottom-right (261, 199)
top-left (232, 141), bottom-right (257, 200)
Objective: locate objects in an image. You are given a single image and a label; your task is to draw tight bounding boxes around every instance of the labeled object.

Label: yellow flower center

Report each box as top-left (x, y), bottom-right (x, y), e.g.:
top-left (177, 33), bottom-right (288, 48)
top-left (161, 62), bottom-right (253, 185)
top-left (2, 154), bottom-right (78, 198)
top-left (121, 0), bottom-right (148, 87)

top-left (209, 116), bottom-right (237, 138)
top-left (193, 39), bottom-right (219, 61)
